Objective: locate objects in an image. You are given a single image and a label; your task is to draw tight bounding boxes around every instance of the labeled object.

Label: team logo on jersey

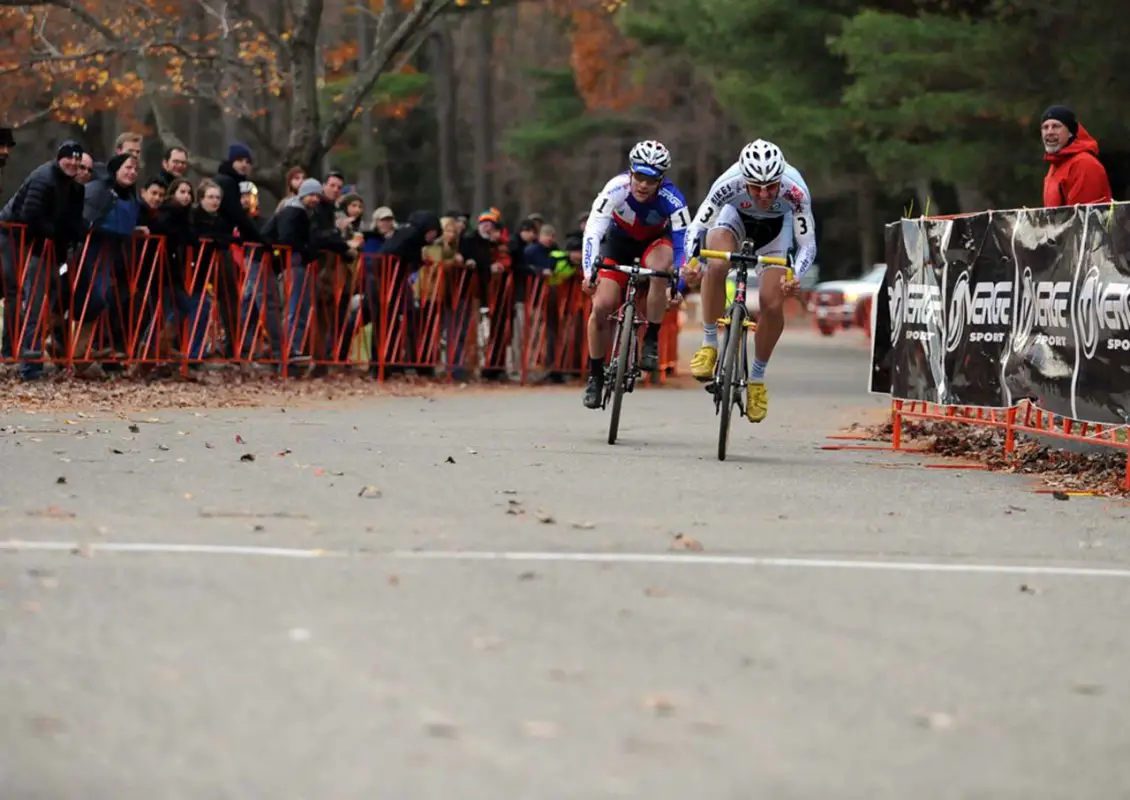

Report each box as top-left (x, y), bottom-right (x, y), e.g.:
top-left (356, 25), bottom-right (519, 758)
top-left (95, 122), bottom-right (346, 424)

top-left (784, 185), bottom-right (805, 210)
top-left (739, 200), bottom-right (753, 210)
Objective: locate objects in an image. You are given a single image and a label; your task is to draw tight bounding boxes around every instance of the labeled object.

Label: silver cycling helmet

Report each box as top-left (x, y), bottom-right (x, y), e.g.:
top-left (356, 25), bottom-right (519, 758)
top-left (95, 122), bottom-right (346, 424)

top-left (738, 139), bottom-right (785, 185)
top-left (628, 139), bottom-right (672, 178)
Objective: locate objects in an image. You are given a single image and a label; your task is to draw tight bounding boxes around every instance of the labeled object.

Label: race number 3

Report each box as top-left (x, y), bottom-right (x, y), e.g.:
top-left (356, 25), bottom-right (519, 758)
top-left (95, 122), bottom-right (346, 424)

top-left (796, 214), bottom-right (811, 235)
top-left (697, 206), bottom-right (716, 225)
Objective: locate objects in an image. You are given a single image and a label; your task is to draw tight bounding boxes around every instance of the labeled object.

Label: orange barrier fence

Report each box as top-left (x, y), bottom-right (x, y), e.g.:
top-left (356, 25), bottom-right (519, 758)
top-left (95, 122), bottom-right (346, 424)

top-left (886, 399), bottom-right (1130, 490)
top-left (0, 225), bottom-right (681, 382)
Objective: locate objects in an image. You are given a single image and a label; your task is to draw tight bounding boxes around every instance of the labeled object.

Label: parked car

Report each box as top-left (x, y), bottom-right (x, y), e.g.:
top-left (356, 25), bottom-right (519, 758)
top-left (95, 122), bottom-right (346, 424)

top-left (807, 263), bottom-right (886, 336)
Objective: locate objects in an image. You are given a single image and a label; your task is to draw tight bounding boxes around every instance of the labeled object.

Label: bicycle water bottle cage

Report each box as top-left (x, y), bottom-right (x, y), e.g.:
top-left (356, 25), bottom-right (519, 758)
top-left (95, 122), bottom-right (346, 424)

top-left (740, 239), bottom-right (757, 257)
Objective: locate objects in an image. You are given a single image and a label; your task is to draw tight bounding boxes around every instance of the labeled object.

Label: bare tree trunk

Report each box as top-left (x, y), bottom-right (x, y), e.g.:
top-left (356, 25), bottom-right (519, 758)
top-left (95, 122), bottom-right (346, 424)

top-left (356, 0), bottom-right (377, 204)
top-left (219, 0), bottom-right (238, 145)
top-left (429, 24), bottom-right (460, 212)
top-left (955, 185), bottom-right (989, 214)
top-left (471, 5), bottom-right (494, 213)
top-left (857, 176), bottom-right (878, 269)
top-left (913, 178), bottom-right (934, 217)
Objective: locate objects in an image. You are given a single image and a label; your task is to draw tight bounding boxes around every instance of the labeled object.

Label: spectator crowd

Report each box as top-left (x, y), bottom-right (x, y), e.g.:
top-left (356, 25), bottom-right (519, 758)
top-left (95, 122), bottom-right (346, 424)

top-left (0, 131), bottom-right (592, 382)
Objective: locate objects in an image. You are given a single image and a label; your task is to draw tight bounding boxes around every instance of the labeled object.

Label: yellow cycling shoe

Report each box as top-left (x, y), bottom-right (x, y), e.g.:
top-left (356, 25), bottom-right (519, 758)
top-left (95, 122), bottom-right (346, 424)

top-left (746, 381), bottom-right (769, 423)
top-left (689, 345), bottom-right (717, 381)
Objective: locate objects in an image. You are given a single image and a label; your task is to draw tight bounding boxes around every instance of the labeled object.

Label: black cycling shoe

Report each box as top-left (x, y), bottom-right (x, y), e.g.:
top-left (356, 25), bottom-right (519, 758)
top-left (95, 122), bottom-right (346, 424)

top-left (640, 337), bottom-right (660, 371)
top-left (582, 375), bottom-right (603, 409)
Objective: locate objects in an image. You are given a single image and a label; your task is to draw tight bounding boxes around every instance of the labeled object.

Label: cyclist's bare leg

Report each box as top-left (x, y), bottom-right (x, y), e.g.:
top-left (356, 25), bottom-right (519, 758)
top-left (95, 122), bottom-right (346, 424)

top-left (690, 228), bottom-right (739, 380)
top-left (641, 244), bottom-right (673, 327)
top-left (583, 276), bottom-right (623, 407)
top-left (587, 278), bottom-right (623, 364)
top-left (699, 227), bottom-right (739, 332)
top-left (754, 267), bottom-right (787, 364)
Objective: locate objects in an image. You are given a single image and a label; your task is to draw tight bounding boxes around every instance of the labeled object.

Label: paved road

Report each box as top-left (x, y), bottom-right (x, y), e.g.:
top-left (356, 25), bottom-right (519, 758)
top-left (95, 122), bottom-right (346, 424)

top-left (2, 328), bottom-right (1128, 799)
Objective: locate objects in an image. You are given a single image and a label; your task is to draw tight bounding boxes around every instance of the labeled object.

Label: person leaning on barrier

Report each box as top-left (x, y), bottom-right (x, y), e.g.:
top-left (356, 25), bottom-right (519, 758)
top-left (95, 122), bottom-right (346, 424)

top-left (356, 209), bottom-right (441, 377)
top-left (1041, 105), bottom-right (1112, 207)
top-left (0, 140), bottom-right (86, 378)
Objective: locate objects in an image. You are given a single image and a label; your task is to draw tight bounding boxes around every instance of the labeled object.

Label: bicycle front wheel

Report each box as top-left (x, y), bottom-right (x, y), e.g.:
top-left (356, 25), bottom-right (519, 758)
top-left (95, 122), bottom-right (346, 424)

top-left (717, 305), bottom-right (743, 461)
top-left (608, 303), bottom-right (635, 445)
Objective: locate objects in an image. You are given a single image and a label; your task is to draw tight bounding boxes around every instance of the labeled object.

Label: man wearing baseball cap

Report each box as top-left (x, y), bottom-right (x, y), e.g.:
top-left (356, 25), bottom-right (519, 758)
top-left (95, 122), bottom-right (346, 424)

top-left (1041, 105), bottom-right (1112, 207)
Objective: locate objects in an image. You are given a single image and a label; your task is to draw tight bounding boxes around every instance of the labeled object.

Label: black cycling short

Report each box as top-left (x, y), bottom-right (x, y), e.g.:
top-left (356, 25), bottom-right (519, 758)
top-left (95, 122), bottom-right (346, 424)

top-left (599, 228), bottom-right (671, 269)
top-left (733, 213), bottom-right (785, 250)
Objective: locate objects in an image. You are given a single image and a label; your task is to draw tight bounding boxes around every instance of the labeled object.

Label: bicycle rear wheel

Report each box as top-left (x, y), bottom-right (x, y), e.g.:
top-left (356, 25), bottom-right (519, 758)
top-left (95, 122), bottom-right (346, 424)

top-left (608, 302), bottom-right (635, 445)
top-left (717, 305), bottom-right (743, 461)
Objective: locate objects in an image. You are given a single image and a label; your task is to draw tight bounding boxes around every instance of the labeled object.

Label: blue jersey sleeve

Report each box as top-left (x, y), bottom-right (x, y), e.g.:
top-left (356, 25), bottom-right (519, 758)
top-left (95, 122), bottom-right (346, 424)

top-left (658, 180), bottom-right (692, 272)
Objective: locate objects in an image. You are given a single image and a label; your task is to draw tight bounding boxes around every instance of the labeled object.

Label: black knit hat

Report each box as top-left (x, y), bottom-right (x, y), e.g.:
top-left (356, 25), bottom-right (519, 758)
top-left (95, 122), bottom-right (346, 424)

top-left (1042, 105), bottom-right (1078, 136)
top-left (107, 152), bottom-right (133, 178)
top-left (57, 139), bottom-right (83, 160)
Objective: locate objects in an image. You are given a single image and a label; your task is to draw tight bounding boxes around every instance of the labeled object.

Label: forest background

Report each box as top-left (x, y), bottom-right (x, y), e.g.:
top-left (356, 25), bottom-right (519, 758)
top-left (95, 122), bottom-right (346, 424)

top-left (1, 0), bottom-right (1123, 279)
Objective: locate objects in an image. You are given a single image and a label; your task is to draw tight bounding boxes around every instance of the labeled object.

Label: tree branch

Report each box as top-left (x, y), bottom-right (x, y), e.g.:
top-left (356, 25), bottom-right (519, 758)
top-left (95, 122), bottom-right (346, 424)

top-left (319, 0), bottom-right (451, 153)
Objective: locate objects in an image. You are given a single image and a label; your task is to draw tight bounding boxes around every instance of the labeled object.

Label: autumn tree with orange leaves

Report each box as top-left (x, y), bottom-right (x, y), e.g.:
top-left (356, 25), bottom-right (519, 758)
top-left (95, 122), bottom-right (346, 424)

top-left (0, 0), bottom-right (473, 185)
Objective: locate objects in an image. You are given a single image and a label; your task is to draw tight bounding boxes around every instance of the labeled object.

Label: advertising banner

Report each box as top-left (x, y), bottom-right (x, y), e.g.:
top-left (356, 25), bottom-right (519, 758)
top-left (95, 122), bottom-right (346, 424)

top-left (869, 204), bottom-right (1130, 425)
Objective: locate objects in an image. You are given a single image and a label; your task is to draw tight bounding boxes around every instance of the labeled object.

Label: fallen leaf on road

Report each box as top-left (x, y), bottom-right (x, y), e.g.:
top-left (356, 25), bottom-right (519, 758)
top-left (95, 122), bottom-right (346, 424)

top-left (642, 693), bottom-right (677, 717)
top-left (535, 509), bottom-right (555, 524)
top-left (571, 521), bottom-right (596, 530)
top-left (253, 524), bottom-right (265, 532)
top-left (71, 542), bottom-right (93, 558)
top-left (388, 574), bottom-right (400, 587)
top-left (278, 449), bottom-right (292, 457)
top-left (128, 424), bottom-right (140, 433)
top-left (522, 721), bottom-right (558, 740)
top-left (466, 447), bottom-right (477, 455)
top-left (240, 453), bottom-right (255, 462)
top-left (498, 489), bottom-right (518, 495)
top-left (204, 442), bottom-right (214, 449)
top-left (312, 467), bottom-right (324, 477)
top-left (518, 571), bottom-right (538, 581)
top-left (157, 444), bottom-right (170, 451)
top-left (914, 711), bottom-right (954, 730)
top-left (1019, 583), bottom-right (1040, 595)
top-left (55, 476), bottom-right (66, 484)
top-left (1072, 682), bottom-right (1105, 696)
top-left (670, 534), bottom-right (703, 552)
top-left (110, 448), bottom-right (124, 455)
top-left (358, 485), bottom-right (382, 499)
top-left (235, 434), bottom-right (245, 444)
top-left (445, 456), bottom-right (456, 464)
top-left (423, 719), bottom-right (459, 739)
top-left (644, 587), bottom-right (666, 598)
top-left (28, 505), bottom-right (75, 519)
top-left (183, 493), bottom-right (194, 500)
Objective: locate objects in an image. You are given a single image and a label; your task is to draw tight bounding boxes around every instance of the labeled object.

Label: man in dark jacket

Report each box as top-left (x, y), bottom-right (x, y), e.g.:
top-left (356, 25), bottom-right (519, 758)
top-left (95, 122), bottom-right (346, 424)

top-left (210, 142), bottom-right (262, 357)
top-left (0, 140), bottom-right (85, 378)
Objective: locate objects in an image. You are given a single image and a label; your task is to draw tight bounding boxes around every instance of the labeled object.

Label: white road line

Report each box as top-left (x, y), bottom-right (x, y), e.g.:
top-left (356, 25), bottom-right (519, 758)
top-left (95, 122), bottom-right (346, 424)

top-left (2, 539), bottom-right (1130, 579)
top-left (389, 550), bottom-right (1130, 578)
top-left (0, 541), bottom-right (337, 558)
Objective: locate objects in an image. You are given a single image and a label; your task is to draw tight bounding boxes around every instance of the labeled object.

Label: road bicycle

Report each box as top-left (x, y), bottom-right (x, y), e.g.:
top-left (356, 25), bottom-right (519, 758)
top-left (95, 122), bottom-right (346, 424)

top-left (699, 246), bottom-right (793, 461)
top-left (592, 260), bottom-right (676, 445)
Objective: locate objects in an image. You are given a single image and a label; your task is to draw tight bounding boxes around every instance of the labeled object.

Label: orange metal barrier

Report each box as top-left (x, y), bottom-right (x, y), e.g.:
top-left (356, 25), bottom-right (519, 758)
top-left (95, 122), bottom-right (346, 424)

top-left (0, 226), bottom-right (683, 383)
top-left (887, 399), bottom-right (1130, 490)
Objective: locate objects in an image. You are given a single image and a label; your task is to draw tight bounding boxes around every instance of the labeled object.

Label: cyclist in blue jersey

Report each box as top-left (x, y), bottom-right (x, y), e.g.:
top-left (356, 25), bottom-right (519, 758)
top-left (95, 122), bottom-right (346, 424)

top-left (580, 140), bottom-right (690, 409)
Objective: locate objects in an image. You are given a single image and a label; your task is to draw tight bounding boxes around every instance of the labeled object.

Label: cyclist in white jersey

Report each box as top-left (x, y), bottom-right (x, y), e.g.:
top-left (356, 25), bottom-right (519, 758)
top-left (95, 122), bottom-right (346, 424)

top-left (682, 139), bottom-right (817, 423)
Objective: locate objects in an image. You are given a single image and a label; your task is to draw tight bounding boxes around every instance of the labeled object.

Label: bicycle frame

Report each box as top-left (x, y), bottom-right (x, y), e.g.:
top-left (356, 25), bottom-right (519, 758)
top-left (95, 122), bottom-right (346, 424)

top-left (597, 261), bottom-right (676, 406)
top-left (698, 245), bottom-right (793, 459)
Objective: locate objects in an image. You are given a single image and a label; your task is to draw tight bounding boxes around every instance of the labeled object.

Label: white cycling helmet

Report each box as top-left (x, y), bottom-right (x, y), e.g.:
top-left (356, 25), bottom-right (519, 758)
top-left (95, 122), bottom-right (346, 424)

top-left (738, 139), bottom-right (785, 185)
top-left (628, 140), bottom-right (671, 178)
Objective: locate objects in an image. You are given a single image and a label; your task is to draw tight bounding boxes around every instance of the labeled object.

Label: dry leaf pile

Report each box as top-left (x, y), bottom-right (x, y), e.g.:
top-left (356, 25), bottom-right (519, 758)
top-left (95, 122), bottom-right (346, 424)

top-left (2, 371), bottom-right (571, 414)
top-left (862, 418), bottom-right (1130, 496)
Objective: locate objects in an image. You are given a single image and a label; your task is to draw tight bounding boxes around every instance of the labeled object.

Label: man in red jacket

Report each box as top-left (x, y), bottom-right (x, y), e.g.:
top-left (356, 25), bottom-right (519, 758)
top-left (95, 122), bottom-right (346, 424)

top-left (1041, 105), bottom-right (1112, 207)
